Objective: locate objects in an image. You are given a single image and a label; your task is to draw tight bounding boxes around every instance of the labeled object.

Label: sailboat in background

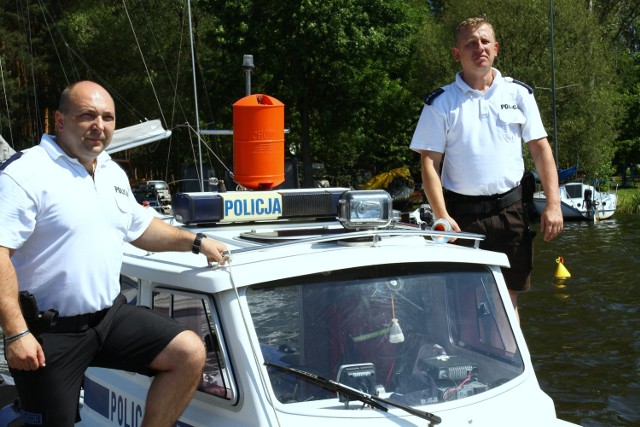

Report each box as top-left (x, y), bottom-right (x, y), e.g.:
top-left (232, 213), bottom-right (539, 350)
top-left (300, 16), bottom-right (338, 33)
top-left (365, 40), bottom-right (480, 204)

top-left (532, 166), bottom-right (618, 222)
top-left (0, 135), bottom-right (15, 162)
top-left (0, 121), bottom-right (170, 163)
top-left (107, 119), bottom-right (171, 155)
top-left (533, 181), bottom-right (618, 221)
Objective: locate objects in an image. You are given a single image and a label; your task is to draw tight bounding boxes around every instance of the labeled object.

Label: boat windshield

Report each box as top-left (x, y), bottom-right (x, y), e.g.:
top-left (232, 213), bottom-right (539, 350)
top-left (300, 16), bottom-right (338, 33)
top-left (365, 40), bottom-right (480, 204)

top-left (247, 262), bottom-right (524, 408)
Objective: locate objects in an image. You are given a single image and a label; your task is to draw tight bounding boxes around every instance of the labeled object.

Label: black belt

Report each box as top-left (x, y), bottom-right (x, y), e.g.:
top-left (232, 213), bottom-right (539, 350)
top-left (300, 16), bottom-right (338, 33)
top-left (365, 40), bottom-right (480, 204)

top-left (445, 185), bottom-right (522, 216)
top-left (50, 307), bottom-right (110, 333)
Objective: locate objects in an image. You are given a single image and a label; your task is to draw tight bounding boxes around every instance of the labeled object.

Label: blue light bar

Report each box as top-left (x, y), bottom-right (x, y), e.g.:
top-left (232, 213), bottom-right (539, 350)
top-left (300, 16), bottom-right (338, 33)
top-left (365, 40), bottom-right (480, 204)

top-left (173, 188), bottom-right (354, 225)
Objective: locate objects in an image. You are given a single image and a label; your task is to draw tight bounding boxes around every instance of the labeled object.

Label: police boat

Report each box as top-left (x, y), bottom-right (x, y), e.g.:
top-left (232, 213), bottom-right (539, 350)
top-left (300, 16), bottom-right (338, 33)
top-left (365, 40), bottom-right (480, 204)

top-left (57, 187), bottom-right (578, 427)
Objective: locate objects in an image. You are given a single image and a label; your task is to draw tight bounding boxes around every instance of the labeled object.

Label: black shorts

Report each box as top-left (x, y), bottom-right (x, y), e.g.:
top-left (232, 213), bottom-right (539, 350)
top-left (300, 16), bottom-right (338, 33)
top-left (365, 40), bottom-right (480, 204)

top-left (9, 294), bottom-right (187, 426)
top-left (449, 200), bottom-right (534, 292)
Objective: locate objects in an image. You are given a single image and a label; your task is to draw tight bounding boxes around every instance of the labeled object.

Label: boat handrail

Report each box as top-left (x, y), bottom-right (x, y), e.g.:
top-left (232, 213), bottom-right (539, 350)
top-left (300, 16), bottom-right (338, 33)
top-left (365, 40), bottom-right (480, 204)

top-left (227, 228), bottom-right (484, 255)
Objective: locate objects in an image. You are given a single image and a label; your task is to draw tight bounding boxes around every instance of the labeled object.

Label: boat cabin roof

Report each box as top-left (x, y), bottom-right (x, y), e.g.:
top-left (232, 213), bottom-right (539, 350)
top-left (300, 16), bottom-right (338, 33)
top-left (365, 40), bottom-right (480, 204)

top-left (123, 188), bottom-right (509, 294)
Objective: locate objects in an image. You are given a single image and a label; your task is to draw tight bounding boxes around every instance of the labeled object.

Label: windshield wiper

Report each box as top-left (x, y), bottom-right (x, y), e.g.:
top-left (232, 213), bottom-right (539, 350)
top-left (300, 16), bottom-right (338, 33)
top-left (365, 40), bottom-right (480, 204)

top-left (265, 362), bottom-right (442, 426)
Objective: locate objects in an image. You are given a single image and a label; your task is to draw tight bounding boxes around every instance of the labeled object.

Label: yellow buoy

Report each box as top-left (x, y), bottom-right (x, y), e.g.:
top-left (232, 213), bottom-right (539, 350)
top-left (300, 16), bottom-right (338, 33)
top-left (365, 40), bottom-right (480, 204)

top-left (555, 256), bottom-right (571, 279)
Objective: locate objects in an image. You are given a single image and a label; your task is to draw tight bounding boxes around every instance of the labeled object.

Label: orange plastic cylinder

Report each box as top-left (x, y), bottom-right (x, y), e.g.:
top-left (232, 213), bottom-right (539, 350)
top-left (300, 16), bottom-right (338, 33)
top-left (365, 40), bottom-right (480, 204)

top-left (233, 94), bottom-right (285, 190)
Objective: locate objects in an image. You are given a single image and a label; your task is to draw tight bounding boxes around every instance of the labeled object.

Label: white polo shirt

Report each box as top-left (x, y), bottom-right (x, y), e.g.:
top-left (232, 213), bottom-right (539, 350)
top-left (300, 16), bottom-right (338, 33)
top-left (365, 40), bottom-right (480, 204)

top-left (410, 68), bottom-right (547, 196)
top-left (0, 135), bottom-right (153, 316)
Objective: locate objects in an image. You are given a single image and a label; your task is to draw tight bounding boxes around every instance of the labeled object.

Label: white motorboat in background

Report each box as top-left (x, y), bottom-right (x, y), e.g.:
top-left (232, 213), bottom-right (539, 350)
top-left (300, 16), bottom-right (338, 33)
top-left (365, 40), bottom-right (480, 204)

top-left (533, 181), bottom-right (618, 221)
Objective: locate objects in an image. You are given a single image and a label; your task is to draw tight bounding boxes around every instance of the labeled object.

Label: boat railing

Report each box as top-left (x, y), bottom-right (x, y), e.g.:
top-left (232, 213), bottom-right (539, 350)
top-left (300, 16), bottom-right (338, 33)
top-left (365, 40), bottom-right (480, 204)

top-left (228, 228), bottom-right (485, 255)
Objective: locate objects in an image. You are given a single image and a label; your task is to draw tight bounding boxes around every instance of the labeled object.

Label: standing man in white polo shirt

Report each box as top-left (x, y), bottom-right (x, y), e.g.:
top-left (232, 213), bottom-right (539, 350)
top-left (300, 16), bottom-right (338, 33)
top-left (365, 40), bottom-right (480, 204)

top-left (410, 17), bottom-right (563, 316)
top-left (0, 81), bottom-right (228, 426)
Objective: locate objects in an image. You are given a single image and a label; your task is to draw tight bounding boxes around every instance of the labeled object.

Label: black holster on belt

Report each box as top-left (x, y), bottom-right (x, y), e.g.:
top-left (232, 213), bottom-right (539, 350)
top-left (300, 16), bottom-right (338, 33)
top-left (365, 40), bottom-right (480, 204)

top-left (19, 291), bottom-right (58, 336)
top-left (521, 171), bottom-right (536, 204)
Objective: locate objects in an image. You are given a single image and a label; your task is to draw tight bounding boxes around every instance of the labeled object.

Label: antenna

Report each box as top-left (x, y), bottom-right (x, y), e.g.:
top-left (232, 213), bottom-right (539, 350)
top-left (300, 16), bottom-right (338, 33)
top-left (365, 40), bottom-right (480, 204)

top-left (243, 54), bottom-right (254, 96)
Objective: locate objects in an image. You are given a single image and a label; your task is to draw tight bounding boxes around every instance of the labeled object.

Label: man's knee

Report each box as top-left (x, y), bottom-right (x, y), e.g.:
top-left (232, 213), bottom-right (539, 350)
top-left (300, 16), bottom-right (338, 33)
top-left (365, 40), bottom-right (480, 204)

top-left (181, 330), bottom-right (206, 366)
top-left (151, 330), bottom-right (206, 372)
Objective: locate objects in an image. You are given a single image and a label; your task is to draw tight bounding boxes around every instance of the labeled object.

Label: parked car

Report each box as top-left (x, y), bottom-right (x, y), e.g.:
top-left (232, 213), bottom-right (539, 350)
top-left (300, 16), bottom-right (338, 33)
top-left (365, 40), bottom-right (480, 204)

top-left (132, 189), bottom-right (163, 213)
top-left (133, 180), bottom-right (172, 215)
top-left (133, 180), bottom-right (172, 214)
top-left (136, 180), bottom-right (170, 201)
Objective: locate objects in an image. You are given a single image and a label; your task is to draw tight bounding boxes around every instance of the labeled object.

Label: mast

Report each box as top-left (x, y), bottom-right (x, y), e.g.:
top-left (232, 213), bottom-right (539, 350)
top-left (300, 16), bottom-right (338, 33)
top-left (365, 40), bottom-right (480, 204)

top-left (188, 0), bottom-right (204, 191)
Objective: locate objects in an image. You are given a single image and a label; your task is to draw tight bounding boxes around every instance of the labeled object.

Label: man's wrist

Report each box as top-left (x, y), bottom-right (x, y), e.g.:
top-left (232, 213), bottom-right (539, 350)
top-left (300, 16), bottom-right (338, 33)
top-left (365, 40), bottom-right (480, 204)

top-left (4, 329), bottom-right (31, 344)
top-left (191, 233), bottom-right (207, 254)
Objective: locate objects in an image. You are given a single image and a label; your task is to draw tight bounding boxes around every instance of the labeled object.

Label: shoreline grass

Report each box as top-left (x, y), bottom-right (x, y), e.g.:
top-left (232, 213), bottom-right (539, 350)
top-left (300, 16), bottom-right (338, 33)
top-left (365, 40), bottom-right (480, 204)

top-left (615, 187), bottom-right (640, 214)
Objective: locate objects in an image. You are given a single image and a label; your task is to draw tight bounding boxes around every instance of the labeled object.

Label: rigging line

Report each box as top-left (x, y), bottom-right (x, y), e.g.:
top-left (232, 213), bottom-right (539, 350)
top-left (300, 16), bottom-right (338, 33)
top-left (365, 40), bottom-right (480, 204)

top-left (184, 122), bottom-right (233, 176)
top-left (13, 2), bottom-right (36, 143)
top-left (40, 1), bottom-right (84, 81)
top-left (121, 0), bottom-right (168, 128)
top-left (35, 2), bottom-right (119, 96)
top-left (163, 4), bottom-right (190, 180)
top-left (143, 133), bottom-right (173, 184)
top-left (162, 0), bottom-right (221, 181)
top-left (24, 1), bottom-right (44, 137)
top-left (128, 0), bottom-right (187, 181)
top-left (148, 5), bottom-right (192, 182)
top-left (163, 134), bottom-right (173, 181)
top-left (0, 55), bottom-right (15, 146)
top-left (36, 0), bottom-right (70, 85)
top-left (60, 44), bottom-right (146, 120)
top-left (132, 0), bottom-right (189, 130)
top-left (185, 121), bottom-right (202, 186)
top-left (194, 48), bottom-right (216, 127)
top-left (169, 14), bottom-right (187, 126)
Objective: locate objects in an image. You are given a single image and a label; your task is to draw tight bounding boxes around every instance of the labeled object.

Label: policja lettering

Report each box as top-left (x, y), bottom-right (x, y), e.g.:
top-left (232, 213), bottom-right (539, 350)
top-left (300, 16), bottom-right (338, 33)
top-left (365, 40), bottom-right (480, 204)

top-left (114, 185), bottom-right (129, 196)
top-left (224, 196), bottom-right (282, 217)
top-left (110, 391), bottom-right (143, 427)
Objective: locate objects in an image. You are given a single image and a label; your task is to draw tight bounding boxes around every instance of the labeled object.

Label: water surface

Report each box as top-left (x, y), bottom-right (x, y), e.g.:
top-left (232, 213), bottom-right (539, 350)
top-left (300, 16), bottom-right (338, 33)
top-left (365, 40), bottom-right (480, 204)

top-left (522, 214), bottom-right (640, 426)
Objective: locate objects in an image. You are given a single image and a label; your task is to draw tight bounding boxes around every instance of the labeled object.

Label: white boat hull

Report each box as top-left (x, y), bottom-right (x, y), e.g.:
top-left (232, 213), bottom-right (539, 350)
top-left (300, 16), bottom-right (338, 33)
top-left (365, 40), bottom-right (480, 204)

top-left (533, 182), bottom-right (617, 221)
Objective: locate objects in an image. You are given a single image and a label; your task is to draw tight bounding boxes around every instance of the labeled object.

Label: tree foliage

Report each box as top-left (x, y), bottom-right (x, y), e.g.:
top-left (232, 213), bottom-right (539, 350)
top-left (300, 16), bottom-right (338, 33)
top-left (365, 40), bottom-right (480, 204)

top-left (202, 0), bottom-right (426, 186)
top-left (0, 0), bottom-right (638, 187)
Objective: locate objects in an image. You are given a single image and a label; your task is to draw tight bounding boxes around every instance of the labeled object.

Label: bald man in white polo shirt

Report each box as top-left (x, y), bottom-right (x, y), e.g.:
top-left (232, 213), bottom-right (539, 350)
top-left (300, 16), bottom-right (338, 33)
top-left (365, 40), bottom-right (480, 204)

top-left (0, 81), bottom-right (228, 426)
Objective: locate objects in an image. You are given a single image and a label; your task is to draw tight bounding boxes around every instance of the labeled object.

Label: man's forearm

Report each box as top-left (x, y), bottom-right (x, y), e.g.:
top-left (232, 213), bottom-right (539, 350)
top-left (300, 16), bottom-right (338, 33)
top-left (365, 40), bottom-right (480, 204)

top-left (0, 250), bottom-right (29, 336)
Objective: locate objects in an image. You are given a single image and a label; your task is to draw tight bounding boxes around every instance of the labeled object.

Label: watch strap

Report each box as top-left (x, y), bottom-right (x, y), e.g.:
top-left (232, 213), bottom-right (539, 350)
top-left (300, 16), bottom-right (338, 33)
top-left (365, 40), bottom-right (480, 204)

top-left (192, 233), bottom-right (207, 254)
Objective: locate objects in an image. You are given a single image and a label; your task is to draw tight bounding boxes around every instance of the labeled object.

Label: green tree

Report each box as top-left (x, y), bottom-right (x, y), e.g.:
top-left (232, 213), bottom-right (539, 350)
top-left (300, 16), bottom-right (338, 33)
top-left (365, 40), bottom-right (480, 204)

top-left (0, 1), bottom-right (223, 184)
top-left (54, 1), bottom-right (208, 182)
top-left (3, 0), bottom-right (630, 189)
top-left (614, 51), bottom-right (640, 177)
top-left (590, 0), bottom-right (640, 52)
top-left (0, 0), bottom-right (57, 146)
top-left (591, 0), bottom-right (640, 178)
top-left (203, 0), bottom-right (427, 187)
